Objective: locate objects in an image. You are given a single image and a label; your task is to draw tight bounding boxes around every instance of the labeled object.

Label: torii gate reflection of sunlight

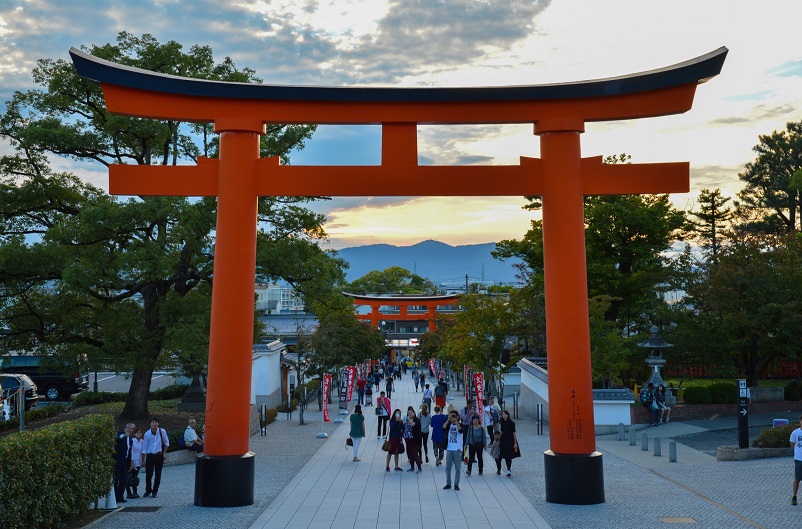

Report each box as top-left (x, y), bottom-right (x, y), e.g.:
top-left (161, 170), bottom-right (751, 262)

top-left (70, 46), bottom-right (727, 507)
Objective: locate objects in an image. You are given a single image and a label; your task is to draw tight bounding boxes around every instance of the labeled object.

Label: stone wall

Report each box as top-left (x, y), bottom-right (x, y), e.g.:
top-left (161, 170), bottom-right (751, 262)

top-left (631, 400), bottom-right (802, 424)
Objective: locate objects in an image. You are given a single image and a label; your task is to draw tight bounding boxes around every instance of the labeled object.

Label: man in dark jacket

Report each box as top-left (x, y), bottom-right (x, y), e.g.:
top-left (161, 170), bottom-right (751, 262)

top-left (114, 423), bottom-right (134, 503)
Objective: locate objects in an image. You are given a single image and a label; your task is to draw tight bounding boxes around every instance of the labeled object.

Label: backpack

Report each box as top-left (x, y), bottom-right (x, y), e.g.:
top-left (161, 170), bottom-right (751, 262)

top-left (489, 406), bottom-right (500, 425)
top-left (639, 388), bottom-right (650, 404)
top-left (435, 385), bottom-right (445, 397)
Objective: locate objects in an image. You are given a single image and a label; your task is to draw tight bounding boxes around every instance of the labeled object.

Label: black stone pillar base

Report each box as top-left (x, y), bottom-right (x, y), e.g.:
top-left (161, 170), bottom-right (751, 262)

top-left (544, 450), bottom-right (604, 505)
top-left (194, 452), bottom-right (255, 507)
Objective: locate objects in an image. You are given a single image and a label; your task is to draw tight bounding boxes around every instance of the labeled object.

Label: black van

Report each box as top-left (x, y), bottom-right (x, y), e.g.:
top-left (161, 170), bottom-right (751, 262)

top-left (0, 355), bottom-right (89, 401)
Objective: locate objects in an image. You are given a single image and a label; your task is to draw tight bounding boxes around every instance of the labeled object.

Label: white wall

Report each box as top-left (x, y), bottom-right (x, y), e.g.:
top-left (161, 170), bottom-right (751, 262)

top-left (251, 340), bottom-right (284, 408)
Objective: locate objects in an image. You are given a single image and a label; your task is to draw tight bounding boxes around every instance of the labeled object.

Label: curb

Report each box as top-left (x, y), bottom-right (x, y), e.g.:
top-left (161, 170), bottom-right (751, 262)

top-left (716, 444), bottom-right (792, 461)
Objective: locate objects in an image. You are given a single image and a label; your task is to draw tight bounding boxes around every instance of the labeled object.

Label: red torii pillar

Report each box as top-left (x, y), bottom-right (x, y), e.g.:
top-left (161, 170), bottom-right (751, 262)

top-left (70, 46), bottom-right (726, 506)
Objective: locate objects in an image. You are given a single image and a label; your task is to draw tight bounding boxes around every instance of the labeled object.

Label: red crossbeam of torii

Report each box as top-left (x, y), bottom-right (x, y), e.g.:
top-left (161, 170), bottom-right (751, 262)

top-left (70, 46), bottom-right (727, 507)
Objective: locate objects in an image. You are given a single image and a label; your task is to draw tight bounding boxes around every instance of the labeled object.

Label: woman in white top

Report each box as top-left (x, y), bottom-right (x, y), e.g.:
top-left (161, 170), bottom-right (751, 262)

top-left (126, 428), bottom-right (144, 499)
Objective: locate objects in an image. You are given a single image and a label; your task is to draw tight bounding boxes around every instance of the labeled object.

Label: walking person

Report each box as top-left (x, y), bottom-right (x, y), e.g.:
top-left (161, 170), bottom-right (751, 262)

top-left (126, 427), bottom-right (144, 499)
top-left (490, 430), bottom-right (503, 474)
top-left (435, 379), bottom-right (447, 409)
top-left (403, 409), bottom-right (423, 473)
top-left (414, 373), bottom-right (420, 392)
top-left (376, 391), bottom-right (391, 439)
top-left (143, 417), bottom-right (169, 498)
top-left (356, 377), bottom-right (367, 405)
top-left (442, 410), bottom-right (465, 490)
top-left (790, 414), bottom-right (802, 505)
top-left (430, 405), bottom-right (447, 466)
top-left (422, 383), bottom-right (433, 410)
top-left (385, 409), bottom-right (404, 472)
top-left (465, 415), bottom-right (487, 476)
top-left (418, 403), bottom-right (431, 464)
top-left (385, 375), bottom-right (394, 399)
top-left (483, 397), bottom-right (499, 439)
top-left (498, 410), bottom-right (519, 477)
top-left (419, 372), bottom-right (426, 391)
top-left (350, 404), bottom-right (365, 462)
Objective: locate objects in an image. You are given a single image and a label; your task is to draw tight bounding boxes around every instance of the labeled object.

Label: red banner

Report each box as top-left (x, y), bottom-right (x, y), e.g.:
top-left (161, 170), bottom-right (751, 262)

top-left (473, 372), bottom-right (485, 419)
top-left (323, 373), bottom-right (331, 422)
top-left (347, 366), bottom-right (357, 402)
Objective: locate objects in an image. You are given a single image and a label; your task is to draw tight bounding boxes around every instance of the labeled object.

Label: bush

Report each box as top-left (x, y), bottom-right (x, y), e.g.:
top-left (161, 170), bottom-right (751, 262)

top-left (785, 386), bottom-right (801, 401)
top-left (150, 384), bottom-right (189, 401)
top-left (73, 390), bottom-right (128, 407)
top-left (683, 386), bottom-right (713, 404)
top-left (0, 403), bottom-right (66, 433)
top-left (275, 399), bottom-right (298, 413)
top-left (166, 428), bottom-right (186, 452)
top-left (0, 414), bottom-right (115, 529)
top-left (708, 382), bottom-right (738, 404)
top-left (264, 408), bottom-right (278, 424)
top-left (753, 424), bottom-right (795, 448)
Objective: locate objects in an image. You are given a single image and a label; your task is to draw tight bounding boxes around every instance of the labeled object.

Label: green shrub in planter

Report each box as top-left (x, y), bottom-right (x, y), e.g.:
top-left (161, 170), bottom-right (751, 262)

top-left (753, 424), bottom-right (796, 448)
top-left (708, 382), bottom-right (738, 404)
top-left (683, 386), bottom-right (713, 405)
top-left (785, 386), bottom-right (801, 401)
top-left (0, 403), bottom-right (66, 432)
top-left (0, 414), bottom-right (114, 529)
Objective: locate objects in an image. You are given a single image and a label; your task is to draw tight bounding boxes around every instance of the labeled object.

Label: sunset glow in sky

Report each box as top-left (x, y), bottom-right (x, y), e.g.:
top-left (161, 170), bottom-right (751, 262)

top-left (1, 1), bottom-right (801, 248)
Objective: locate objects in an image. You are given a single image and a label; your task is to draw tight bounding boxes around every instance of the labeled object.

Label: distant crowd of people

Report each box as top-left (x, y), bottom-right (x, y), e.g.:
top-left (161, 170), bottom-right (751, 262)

top-left (348, 362), bottom-right (520, 491)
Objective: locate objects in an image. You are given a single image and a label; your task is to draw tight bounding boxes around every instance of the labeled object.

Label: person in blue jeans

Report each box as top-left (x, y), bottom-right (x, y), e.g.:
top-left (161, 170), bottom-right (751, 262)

top-left (442, 411), bottom-right (465, 491)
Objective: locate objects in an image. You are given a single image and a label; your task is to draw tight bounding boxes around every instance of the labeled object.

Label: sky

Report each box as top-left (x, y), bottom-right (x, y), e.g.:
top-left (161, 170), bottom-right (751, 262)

top-left (1, 0), bottom-right (801, 249)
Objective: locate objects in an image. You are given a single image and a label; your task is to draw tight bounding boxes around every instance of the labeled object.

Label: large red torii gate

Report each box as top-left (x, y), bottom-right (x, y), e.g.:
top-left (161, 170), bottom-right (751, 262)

top-left (70, 46), bottom-right (726, 507)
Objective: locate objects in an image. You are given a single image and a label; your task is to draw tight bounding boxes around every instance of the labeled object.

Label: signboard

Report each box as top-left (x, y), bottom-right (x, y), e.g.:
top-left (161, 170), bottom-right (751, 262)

top-left (737, 378), bottom-right (748, 449)
top-left (322, 374), bottom-right (331, 422)
top-left (474, 372), bottom-right (485, 419)
top-left (339, 368), bottom-right (349, 412)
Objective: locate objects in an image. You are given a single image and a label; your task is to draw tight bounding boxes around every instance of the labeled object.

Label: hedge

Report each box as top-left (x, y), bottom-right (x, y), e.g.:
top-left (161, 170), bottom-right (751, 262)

top-left (0, 414), bottom-right (115, 529)
top-left (753, 424), bottom-right (795, 448)
top-left (0, 403), bottom-right (66, 433)
top-left (73, 384), bottom-right (190, 407)
top-left (683, 386), bottom-right (713, 405)
top-left (785, 386), bottom-right (801, 401)
top-left (708, 382), bottom-right (737, 404)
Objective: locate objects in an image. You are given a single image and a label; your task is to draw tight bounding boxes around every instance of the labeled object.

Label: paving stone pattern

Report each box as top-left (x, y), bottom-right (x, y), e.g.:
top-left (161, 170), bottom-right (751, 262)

top-left (86, 374), bottom-right (802, 529)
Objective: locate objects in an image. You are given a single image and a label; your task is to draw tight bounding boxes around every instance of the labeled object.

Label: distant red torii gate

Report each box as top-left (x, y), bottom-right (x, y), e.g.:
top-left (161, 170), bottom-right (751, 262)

top-left (344, 292), bottom-right (461, 332)
top-left (70, 46), bottom-right (727, 506)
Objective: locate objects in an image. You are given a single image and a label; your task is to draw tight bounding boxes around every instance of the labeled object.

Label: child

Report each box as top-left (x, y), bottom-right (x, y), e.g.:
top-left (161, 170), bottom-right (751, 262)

top-left (490, 430), bottom-right (502, 475)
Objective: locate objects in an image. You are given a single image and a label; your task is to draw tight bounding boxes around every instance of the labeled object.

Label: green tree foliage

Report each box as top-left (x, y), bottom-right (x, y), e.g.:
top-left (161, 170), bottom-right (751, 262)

top-left (346, 266), bottom-right (437, 294)
top-left (308, 295), bottom-right (386, 377)
top-left (670, 233), bottom-right (802, 385)
top-left (0, 33), bottom-right (342, 419)
top-left (690, 188), bottom-right (732, 257)
top-left (736, 121), bottom-right (802, 234)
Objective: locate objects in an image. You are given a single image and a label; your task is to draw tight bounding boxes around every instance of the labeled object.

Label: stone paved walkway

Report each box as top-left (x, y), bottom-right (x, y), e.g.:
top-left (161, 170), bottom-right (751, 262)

top-left (85, 374), bottom-right (802, 529)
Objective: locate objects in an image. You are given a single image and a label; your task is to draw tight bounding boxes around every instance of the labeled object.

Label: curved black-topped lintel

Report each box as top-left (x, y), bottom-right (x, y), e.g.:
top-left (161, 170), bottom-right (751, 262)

top-left (69, 47), bottom-right (727, 103)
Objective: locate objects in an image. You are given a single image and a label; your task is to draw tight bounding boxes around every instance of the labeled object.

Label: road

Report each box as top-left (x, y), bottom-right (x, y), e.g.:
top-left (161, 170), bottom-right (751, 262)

top-left (33, 371), bottom-right (183, 408)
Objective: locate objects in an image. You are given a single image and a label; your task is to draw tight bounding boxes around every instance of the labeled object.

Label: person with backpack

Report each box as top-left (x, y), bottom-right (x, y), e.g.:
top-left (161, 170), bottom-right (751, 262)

top-left (435, 379), bottom-right (447, 409)
top-left (422, 383), bottom-right (433, 409)
top-left (639, 382), bottom-right (659, 427)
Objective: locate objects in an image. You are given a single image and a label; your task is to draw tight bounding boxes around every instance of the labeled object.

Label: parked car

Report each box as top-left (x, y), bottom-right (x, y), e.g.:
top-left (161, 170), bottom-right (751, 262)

top-left (0, 373), bottom-right (39, 415)
top-left (0, 355), bottom-right (89, 401)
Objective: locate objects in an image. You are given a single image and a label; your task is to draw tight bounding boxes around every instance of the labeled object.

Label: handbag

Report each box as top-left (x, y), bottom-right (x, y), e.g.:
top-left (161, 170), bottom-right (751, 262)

top-left (512, 443), bottom-right (521, 459)
top-left (346, 437), bottom-right (353, 447)
top-left (650, 401), bottom-right (658, 411)
top-left (382, 440), bottom-right (392, 452)
top-left (127, 472), bottom-right (140, 488)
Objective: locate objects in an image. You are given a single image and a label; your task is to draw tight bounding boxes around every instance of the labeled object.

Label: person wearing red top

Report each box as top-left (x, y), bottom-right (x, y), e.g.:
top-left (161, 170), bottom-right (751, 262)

top-left (376, 392), bottom-right (391, 439)
top-left (356, 378), bottom-right (367, 405)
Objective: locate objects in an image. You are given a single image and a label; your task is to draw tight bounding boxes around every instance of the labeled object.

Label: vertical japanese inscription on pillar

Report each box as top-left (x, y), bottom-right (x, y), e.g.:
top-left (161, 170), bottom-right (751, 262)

top-left (566, 389), bottom-right (583, 441)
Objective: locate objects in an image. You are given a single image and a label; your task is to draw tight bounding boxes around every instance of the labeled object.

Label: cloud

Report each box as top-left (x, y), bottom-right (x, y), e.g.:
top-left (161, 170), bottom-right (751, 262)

top-left (707, 104), bottom-right (799, 127)
top-left (767, 59), bottom-right (802, 78)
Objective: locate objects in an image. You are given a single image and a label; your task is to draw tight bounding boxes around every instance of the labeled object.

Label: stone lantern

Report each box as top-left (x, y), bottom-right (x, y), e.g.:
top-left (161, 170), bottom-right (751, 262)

top-left (638, 325), bottom-right (673, 390)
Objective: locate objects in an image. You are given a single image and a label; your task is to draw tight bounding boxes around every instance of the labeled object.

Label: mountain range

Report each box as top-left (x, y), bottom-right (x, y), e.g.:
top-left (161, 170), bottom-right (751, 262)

top-left (336, 240), bottom-right (523, 287)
